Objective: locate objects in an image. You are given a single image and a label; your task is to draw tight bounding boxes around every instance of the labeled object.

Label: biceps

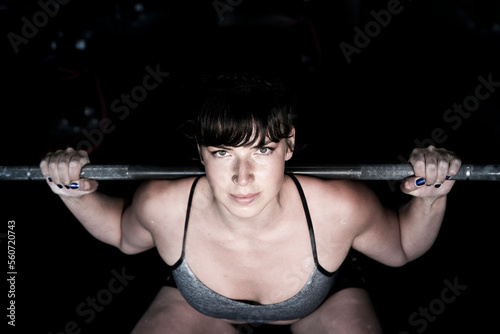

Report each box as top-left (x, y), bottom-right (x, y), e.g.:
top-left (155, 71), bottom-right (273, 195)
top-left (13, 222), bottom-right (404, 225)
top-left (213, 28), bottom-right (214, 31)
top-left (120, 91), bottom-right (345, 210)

top-left (119, 207), bottom-right (155, 255)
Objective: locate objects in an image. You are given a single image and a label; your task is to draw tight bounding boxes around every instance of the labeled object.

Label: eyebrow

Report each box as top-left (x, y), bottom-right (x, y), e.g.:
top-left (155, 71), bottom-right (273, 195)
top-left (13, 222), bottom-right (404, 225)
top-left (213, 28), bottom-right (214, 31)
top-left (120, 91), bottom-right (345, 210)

top-left (209, 139), bottom-right (275, 150)
top-left (251, 140), bottom-right (273, 148)
top-left (208, 145), bottom-right (231, 150)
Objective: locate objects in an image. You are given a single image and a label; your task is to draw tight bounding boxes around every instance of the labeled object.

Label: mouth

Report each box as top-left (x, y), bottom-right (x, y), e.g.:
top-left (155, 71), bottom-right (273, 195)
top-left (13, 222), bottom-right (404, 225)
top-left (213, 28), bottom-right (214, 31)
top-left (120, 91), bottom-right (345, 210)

top-left (230, 193), bottom-right (260, 205)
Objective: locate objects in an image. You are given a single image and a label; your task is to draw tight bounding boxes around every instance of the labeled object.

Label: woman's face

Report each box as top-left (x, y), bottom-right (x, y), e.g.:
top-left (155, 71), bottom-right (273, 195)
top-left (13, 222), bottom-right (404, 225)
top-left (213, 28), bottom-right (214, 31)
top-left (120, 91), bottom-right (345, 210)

top-left (198, 131), bottom-right (295, 220)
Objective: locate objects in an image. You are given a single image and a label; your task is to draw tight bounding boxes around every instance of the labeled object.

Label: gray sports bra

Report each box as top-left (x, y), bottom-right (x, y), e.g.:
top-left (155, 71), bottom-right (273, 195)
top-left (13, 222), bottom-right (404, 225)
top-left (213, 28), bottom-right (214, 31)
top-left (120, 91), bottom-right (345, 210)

top-left (170, 174), bottom-right (337, 323)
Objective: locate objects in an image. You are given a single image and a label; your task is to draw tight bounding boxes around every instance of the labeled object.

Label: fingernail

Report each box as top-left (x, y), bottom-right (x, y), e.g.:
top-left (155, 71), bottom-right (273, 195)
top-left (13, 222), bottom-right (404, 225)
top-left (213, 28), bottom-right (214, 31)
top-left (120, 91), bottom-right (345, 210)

top-left (69, 182), bottom-right (79, 190)
top-left (446, 175), bottom-right (452, 180)
top-left (47, 177), bottom-right (53, 182)
top-left (64, 185), bottom-right (70, 189)
top-left (415, 178), bottom-right (426, 187)
top-left (435, 183), bottom-right (442, 188)
top-left (57, 184), bottom-right (63, 189)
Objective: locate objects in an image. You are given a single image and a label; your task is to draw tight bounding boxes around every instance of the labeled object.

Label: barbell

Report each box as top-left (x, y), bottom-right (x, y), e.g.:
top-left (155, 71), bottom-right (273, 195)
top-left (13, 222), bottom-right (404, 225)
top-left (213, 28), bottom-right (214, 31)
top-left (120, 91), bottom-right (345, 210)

top-left (0, 164), bottom-right (499, 181)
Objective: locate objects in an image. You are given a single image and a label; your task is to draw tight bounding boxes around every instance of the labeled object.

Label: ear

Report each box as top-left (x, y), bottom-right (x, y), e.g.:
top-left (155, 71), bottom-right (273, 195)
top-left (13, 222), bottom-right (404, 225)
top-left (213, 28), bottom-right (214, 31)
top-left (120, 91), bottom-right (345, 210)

top-left (197, 144), bottom-right (205, 165)
top-left (285, 127), bottom-right (295, 161)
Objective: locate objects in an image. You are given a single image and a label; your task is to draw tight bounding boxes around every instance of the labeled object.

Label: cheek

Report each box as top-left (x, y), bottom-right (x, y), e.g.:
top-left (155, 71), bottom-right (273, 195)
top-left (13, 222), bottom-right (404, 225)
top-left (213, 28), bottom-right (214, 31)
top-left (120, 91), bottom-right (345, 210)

top-left (258, 163), bottom-right (285, 190)
top-left (205, 165), bottom-right (229, 187)
top-left (203, 162), bottom-right (233, 195)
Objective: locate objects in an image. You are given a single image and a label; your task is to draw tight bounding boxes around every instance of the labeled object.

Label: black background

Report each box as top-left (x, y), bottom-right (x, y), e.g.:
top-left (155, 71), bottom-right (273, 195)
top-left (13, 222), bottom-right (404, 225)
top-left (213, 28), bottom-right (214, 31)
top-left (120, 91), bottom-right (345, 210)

top-left (1, 0), bottom-right (499, 333)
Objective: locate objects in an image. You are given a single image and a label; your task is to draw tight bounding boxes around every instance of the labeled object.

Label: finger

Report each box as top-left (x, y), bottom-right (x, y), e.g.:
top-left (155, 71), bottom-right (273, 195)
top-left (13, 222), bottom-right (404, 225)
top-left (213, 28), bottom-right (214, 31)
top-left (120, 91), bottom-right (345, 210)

top-left (400, 176), bottom-right (425, 194)
top-left (39, 152), bottom-right (52, 181)
top-left (409, 148), bottom-right (426, 180)
top-left (434, 156), bottom-right (450, 188)
top-left (68, 155), bottom-right (82, 184)
top-left (424, 148), bottom-right (439, 186)
top-left (447, 156), bottom-right (462, 179)
top-left (57, 149), bottom-right (73, 187)
top-left (68, 150), bottom-right (90, 183)
top-left (76, 178), bottom-right (99, 192)
top-left (48, 150), bottom-right (64, 187)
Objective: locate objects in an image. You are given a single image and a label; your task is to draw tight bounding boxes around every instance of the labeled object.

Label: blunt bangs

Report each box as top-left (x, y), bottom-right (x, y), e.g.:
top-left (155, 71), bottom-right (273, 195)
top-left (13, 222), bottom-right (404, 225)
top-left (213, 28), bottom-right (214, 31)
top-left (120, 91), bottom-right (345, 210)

top-left (194, 75), bottom-right (295, 148)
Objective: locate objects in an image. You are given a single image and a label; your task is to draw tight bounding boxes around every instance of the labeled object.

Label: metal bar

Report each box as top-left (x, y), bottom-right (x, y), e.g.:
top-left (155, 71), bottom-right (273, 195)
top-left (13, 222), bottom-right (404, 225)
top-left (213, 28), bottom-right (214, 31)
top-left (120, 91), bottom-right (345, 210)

top-left (285, 164), bottom-right (500, 181)
top-left (0, 164), bottom-right (499, 181)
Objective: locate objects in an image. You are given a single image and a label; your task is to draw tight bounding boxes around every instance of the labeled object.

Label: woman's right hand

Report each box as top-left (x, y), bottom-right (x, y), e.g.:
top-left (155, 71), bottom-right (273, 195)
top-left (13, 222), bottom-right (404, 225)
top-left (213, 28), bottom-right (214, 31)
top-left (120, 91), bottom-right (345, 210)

top-left (39, 147), bottom-right (99, 198)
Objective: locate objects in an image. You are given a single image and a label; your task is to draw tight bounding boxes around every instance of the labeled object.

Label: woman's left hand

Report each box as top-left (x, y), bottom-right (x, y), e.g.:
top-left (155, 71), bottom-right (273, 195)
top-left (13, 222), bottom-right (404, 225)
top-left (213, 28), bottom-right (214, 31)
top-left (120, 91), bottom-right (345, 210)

top-left (400, 145), bottom-right (462, 199)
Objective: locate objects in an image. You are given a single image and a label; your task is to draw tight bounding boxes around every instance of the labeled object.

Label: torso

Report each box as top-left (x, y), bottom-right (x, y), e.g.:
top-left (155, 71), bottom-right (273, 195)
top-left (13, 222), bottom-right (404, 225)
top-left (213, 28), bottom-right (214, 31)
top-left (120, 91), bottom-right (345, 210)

top-left (143, 174), bottom-right (357, 324)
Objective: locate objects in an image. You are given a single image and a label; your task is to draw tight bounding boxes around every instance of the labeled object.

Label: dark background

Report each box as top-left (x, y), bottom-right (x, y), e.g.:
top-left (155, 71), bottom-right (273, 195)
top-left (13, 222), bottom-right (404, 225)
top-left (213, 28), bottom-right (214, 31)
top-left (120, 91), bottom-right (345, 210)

top-left (1, 0), bottom-right (499, 333)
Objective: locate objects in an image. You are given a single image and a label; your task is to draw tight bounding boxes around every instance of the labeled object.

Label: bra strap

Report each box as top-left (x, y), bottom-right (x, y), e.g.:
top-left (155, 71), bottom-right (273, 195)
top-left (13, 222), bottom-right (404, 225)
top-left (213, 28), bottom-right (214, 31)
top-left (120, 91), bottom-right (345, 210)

top-left (287, 173), bottom-right (335, 277)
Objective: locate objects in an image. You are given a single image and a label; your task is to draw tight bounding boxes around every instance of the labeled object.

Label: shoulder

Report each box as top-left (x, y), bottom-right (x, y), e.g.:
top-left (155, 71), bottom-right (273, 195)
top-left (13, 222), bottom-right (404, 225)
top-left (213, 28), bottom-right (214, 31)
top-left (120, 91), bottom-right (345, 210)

top-left (292, 175), bottom-right (380, 226)
top-left (131, 177), bottom-right (200, 220)
top-left (293, 175), bottom-right (375, 207)
top-left (134, 177), bottom-right (199, 202)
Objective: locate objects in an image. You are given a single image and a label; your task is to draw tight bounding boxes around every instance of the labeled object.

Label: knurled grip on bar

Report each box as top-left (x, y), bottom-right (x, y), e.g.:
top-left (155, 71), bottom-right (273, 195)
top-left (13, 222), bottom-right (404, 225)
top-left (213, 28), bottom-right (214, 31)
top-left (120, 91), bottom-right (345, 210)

top-left (0, 164), bottom-right (499, 181)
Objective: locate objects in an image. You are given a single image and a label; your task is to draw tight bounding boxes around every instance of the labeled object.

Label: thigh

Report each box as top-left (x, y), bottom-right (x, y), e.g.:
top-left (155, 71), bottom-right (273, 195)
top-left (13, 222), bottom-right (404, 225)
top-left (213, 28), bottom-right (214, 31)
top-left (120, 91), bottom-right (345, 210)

top-left (290, 288), bottom-right (382, 334)
top-left (132, 286), bottom-right (238, 334)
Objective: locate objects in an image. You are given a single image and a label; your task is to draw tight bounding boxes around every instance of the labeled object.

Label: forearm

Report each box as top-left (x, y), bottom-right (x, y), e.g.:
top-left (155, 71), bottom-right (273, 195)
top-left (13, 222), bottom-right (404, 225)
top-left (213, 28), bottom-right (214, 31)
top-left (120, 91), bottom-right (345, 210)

top-left (59, 192), bottom-right (128, 248)
top-left (398, 195), bottom-right (447, 261)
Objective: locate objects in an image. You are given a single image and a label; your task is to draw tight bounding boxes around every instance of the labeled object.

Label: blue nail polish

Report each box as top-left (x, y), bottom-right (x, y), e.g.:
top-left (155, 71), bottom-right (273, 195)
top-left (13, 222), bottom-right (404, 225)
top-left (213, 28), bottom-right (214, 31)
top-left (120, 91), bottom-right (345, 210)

top-left (69, 183), bottom-right (79, 190)
top-left (57, 184), bottom-right (63, 189)
top-left (64, 185), bottom-right (70, 189)
top-left (446, 175), bottom-right (451, 180)
top-left (47, 177), bottom-right (53, 182)
top-left (415, 178), bottom-right (426, 186)
top-left (435, 184), bottom-right (442, 188)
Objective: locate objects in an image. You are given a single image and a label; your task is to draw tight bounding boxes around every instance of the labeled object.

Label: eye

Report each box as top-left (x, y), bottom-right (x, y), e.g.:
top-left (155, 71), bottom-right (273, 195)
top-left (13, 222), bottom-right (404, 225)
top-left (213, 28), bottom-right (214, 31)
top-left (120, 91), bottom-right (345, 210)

top-left (257, 147), bottom-right (273, 155)
top-left (213, 150), bottom-right (228, 157)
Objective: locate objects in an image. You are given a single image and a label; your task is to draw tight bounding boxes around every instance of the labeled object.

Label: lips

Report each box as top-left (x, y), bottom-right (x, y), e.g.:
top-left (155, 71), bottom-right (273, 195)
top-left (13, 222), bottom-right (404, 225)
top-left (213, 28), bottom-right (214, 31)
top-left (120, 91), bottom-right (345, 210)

top-left (230, 193), bottom-right (260, 205)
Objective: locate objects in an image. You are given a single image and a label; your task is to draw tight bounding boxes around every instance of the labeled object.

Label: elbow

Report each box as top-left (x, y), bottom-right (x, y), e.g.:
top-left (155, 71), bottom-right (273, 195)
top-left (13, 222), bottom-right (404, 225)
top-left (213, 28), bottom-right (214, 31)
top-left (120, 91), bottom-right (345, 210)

top-left (387, 258), bottom-right (410, 268)
top-left (118, 237), bottom-right (153, 255)
top-left (383, 252), bottom-right (412, 268)
top-left (390, 247), bottom-right (432, 267)
top-left (118, 245), bottom-right (147, 255)
top-left (118, 245), bottom-right (139, 255)
top-left (117, 234), bottom-right (136, 255)
top-left (118, 241), bottom-right (144, 255)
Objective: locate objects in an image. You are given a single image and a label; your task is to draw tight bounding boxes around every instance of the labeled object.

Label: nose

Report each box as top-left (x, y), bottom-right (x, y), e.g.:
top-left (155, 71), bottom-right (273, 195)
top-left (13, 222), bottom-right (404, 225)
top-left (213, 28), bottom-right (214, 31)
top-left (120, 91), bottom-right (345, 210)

top-left (233, 158), bottom-right (254, 186)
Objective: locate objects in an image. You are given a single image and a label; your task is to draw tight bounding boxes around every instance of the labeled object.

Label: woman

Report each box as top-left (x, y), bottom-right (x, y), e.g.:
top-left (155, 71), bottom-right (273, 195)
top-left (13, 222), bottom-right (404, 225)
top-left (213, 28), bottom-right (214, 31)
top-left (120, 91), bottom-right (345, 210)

top-left (40, 73), bottom-right (461, 333)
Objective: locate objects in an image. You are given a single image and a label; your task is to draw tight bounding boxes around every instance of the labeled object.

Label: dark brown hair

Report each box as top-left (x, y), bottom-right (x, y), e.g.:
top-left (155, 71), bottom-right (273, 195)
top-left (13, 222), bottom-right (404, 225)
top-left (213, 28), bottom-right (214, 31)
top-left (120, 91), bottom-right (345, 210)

top-left (190, 72), bottom-right (297, 149)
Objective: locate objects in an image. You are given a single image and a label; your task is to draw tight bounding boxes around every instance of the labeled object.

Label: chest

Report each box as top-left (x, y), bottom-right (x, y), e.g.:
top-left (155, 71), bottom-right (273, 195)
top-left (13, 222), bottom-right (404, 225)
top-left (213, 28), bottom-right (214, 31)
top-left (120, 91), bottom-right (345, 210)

top-left (183, 210), bottom-right (317, 304)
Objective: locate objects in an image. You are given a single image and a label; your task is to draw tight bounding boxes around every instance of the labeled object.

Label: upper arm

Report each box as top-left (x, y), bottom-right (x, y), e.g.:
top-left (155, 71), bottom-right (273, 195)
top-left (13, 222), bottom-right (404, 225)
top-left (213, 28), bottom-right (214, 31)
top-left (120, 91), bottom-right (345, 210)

top-left (119, 181), bottom-right (159, 254)
top-left (343, 181), bottom-right (408, 267)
